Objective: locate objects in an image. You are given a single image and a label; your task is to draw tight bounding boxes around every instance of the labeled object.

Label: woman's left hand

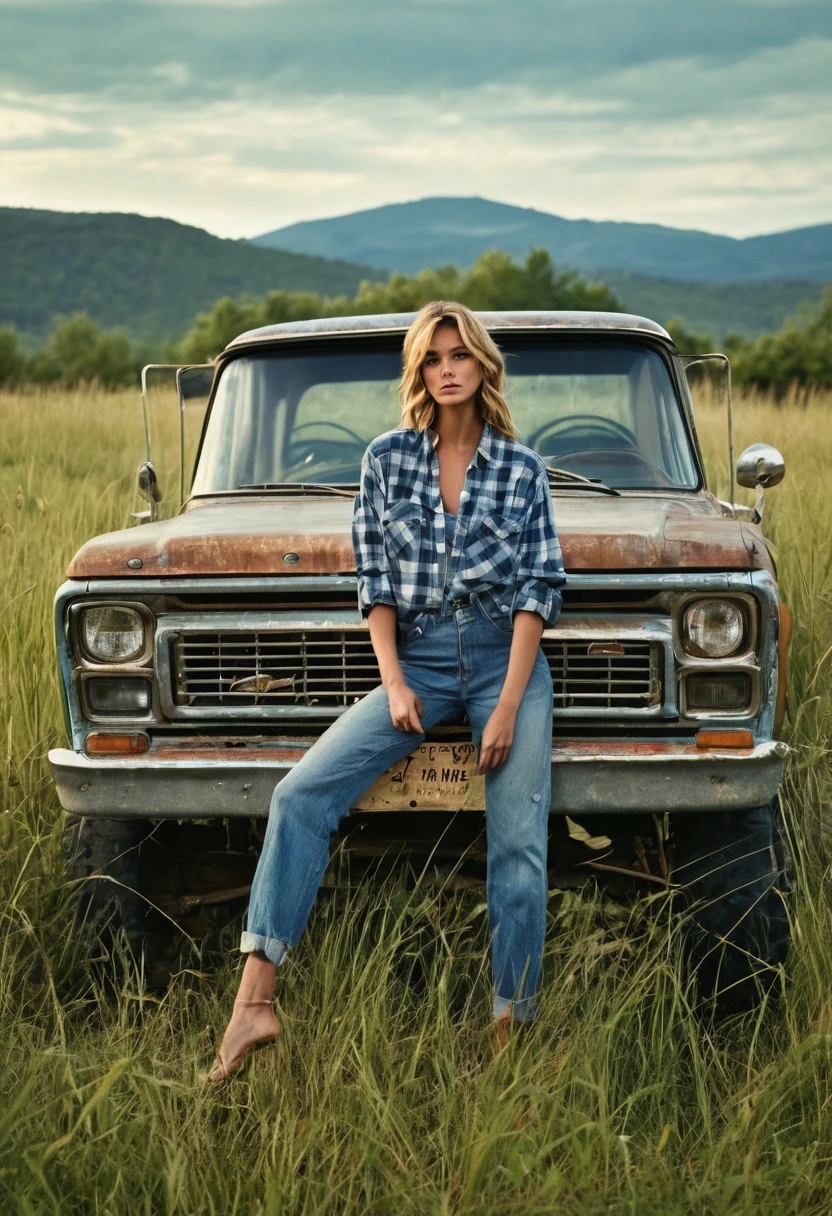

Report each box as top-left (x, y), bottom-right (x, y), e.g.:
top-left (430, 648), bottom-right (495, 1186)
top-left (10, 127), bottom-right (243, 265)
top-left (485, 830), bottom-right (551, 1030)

top-left (478, 701), bottom-right (518, 773)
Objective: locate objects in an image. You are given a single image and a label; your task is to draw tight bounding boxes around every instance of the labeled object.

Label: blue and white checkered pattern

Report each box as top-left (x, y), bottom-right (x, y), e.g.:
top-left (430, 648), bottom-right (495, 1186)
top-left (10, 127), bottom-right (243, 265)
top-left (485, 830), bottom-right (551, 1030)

top-left (352, 422), bottom-right (566, 628)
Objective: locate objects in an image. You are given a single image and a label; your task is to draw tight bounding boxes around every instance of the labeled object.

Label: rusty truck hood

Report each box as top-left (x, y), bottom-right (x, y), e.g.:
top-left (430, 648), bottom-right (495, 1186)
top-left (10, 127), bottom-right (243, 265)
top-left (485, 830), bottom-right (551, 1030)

top-left (66, 493), bottom-right (770, 578)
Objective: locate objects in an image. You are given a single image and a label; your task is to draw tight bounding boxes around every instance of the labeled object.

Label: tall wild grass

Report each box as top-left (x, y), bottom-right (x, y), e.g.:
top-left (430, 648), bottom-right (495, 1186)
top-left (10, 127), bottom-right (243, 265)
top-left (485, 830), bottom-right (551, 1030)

top-left (0, 385), bottom-right (831, 1214)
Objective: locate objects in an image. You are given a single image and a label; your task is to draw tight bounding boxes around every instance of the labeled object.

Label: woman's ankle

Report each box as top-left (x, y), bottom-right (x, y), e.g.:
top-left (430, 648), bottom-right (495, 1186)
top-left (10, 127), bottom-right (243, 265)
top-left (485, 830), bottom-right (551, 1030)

top-left (235, 951), bottom-right (278, 1003)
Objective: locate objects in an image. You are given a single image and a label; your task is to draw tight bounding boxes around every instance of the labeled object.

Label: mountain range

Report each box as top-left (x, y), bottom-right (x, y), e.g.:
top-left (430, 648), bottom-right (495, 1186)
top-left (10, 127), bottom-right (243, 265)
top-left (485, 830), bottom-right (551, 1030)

top-left (254, 196), bottom-right (832, 284)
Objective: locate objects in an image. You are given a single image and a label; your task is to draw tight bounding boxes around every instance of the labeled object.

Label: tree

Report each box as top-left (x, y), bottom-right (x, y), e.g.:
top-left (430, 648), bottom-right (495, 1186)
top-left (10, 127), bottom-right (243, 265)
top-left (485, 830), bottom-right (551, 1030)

top-left (174, 248), bottom-right (624, 361)
top-left (23, 313), bottom-right (139, 387)
top-left (730, 290), bottom-right (832, 393)
top-left (0, 326), bottom-right (24, 386)
top-left (176, 298), bottom-right (265, 364)
top-left (664, 318), bottom-right (715, 355)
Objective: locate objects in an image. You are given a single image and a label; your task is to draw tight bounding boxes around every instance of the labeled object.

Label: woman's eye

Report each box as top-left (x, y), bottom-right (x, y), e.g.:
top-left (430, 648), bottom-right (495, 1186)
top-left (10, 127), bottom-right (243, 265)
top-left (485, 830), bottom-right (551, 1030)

top-left (454, 352), bottom-right (470, 360)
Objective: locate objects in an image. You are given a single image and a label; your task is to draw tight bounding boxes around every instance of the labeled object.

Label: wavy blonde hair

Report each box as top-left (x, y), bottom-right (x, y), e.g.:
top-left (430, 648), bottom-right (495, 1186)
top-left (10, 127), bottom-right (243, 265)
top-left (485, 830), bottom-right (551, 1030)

top-left (399, 301), bottom-right (518, 439)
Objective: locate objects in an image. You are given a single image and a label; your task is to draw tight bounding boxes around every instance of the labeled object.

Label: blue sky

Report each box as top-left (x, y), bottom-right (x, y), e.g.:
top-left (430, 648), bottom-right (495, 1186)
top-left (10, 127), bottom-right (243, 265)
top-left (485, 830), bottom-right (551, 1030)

top-left (1, 0), bottom-right (829, 239)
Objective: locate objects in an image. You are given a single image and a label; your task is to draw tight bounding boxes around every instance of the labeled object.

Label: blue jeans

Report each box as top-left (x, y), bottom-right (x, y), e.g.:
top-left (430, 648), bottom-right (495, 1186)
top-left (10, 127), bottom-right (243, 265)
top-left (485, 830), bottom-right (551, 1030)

top-left (241, 594), bottom-right (554, 1020)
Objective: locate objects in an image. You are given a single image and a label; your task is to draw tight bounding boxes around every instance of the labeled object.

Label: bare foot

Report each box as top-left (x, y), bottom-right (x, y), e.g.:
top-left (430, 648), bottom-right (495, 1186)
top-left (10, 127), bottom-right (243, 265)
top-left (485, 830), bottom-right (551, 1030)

top-left (206, 1000), bottom-right (281, 1082)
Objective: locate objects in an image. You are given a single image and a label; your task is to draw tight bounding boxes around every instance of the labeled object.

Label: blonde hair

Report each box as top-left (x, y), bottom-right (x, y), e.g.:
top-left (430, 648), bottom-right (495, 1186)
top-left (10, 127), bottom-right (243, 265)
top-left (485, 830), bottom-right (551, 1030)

top-left (399, 301), bottom-right (518, 440)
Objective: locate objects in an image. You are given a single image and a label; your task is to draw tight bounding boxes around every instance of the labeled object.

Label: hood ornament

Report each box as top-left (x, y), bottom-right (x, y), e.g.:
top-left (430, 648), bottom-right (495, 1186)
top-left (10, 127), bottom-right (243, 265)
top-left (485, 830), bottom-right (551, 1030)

top-left (229, 673), bottom-right (297, 700)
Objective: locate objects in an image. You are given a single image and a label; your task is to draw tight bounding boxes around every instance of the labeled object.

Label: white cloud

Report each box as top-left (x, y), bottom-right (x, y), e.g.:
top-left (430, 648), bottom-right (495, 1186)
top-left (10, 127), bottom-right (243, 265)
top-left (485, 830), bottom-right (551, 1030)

top-left (0, 16), bottom-right (829, 238)
top-left (0, 94), bottom-right (89, 142)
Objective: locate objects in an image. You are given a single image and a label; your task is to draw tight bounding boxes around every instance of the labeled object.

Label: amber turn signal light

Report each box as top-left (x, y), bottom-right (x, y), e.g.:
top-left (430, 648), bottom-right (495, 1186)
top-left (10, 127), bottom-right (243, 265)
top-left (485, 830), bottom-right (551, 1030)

top-left (695, 729), bottom-right (754, 750)
top-left (85, 732), bottom-right (150, 756)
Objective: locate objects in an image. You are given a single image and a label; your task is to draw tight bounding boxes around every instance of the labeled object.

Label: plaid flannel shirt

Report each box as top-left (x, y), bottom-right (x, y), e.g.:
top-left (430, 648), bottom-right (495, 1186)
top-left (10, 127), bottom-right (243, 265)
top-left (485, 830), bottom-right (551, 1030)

top-left (352, 422), bottom-right (565, 629)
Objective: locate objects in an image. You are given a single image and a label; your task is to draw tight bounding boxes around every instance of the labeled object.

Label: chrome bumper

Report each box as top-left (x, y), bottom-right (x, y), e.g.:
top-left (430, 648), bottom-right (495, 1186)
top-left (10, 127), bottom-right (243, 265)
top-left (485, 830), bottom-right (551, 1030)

top-left (48, 740), bottom-right (789, 820)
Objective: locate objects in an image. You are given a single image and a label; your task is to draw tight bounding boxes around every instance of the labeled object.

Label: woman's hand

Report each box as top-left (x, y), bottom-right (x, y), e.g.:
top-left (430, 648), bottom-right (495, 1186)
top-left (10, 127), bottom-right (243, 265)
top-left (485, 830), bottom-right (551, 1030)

top-left (367, 605), bottom-right (423, 732)
top-left (388, 679), bottom-right (424, 734)
top-left (478, 701), bottom-right (517, 773)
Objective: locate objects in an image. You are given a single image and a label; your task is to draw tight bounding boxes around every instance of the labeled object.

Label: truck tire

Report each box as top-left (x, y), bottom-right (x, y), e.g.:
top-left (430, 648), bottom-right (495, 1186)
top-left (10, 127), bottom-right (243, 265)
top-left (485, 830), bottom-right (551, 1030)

top-left (61, 815), bottom-right (151, 953)
top-left (672, 801), bottom-right (791, 1012)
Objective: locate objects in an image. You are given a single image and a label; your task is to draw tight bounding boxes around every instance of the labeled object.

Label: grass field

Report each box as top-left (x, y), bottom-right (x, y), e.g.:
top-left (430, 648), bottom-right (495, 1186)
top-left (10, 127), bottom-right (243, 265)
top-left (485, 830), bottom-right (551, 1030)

top-left (1, 385), bottom-right (832, 1214)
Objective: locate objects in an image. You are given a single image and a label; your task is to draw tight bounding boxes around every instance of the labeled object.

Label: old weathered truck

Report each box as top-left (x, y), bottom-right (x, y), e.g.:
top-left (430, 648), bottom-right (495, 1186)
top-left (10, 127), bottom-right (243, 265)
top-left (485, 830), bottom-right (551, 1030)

top-left (49, 311), bottom-right (791, 1004)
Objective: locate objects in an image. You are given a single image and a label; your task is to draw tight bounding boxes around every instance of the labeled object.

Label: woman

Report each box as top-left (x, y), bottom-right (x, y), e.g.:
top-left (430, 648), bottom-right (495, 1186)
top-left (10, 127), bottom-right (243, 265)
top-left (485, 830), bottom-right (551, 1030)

top-left (208, 301), bottom-right (565, 1080)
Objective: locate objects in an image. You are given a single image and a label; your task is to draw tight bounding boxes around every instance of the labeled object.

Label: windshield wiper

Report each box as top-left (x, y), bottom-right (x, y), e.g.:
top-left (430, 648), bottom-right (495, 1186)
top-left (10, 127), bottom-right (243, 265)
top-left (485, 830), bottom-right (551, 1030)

top-left (237, 482), bottom-right (359, 498)
top-left (545, 467), bottom-right (621, 497)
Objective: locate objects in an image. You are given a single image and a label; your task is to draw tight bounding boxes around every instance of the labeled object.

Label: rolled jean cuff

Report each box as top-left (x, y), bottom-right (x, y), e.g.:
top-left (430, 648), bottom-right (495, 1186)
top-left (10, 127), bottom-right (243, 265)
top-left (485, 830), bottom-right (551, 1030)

top-left (240, 931), bottom-right (289, 967)
top-left (493, 993), bottom-right (537, 1023)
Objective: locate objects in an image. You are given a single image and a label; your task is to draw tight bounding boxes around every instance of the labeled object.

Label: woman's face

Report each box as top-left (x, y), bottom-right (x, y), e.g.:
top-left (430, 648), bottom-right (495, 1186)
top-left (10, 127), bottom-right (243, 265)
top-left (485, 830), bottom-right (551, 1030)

top-left (421, 322), bottom-right (483, 409)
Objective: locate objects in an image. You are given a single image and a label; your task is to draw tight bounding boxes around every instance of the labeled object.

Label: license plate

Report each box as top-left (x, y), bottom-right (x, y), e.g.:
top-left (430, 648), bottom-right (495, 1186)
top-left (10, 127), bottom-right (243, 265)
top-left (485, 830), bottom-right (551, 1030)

top-left (355, 742), bottom-right (486, 811)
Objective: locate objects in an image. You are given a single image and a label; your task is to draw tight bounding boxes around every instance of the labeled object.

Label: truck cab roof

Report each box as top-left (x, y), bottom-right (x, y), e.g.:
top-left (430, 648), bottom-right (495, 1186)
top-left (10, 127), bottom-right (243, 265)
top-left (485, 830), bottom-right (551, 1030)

top-left (225, 310), bottom-right (673, 351)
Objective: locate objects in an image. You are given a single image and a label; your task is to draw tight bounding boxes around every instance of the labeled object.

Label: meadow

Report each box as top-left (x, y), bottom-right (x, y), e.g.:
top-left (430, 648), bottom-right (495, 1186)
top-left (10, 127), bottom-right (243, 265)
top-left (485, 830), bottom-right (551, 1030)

top-left (1, 384), bottom-right (831, 1215)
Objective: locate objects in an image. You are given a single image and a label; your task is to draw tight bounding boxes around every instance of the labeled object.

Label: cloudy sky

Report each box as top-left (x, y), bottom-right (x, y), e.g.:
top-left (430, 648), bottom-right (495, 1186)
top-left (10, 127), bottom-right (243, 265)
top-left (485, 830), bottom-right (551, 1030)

top-left (1, 0), bottom-right (830, 240)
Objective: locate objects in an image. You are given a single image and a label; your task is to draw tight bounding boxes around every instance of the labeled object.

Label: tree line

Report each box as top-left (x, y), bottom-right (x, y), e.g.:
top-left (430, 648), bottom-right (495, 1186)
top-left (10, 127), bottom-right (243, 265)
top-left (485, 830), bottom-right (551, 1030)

top-left (1, 247), bottom-right (830, 394)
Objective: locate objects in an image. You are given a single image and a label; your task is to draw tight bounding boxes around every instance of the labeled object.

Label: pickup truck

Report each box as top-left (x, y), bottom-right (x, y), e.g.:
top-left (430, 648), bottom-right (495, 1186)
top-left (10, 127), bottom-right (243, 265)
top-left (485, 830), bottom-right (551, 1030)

top-left (50, 311), bottom-right (791, 1006)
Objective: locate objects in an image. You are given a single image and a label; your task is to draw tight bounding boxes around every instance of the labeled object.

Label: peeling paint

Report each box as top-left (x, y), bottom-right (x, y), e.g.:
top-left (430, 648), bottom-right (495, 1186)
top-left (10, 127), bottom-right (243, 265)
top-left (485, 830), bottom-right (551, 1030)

top-left (67, 493), bottom-right (771, 579)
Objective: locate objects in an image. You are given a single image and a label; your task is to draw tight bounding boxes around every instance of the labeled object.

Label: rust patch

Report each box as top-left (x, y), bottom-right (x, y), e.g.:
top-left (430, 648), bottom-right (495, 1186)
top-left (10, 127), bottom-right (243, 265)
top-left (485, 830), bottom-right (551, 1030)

top-left (67, 497), bottom-right (357, 578)
top-left (147, 745), bottom-right (309, 764)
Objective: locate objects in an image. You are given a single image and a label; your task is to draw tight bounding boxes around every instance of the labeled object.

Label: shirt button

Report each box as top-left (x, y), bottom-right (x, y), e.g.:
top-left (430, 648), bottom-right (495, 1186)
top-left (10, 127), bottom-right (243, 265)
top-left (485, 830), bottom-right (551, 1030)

top-left (500, 605), bottom-right (509, 613)
top-left (532, 793), bottom-right (541, 803)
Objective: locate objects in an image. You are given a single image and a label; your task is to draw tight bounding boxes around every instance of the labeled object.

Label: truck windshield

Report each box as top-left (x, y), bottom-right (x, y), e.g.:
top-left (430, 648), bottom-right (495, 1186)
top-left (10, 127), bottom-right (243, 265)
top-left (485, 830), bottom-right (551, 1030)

top-left (192, 335), bottom-right (699, 494)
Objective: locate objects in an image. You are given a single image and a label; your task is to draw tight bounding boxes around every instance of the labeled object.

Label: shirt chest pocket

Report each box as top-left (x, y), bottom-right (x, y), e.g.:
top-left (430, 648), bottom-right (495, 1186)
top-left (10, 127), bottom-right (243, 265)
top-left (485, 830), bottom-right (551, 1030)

top-left (464, 510), bottom-right (525, 581)
top-left (382, 499), bottom-right (425, 561)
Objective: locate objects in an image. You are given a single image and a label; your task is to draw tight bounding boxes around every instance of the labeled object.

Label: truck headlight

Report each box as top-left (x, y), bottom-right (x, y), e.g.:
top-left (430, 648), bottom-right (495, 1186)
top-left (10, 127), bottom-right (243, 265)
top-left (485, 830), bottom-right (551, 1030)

top-left (82, 605), bottom-right (145, 663)
top-left (86, 677), bottom-right (152, 714)
top-left (686, 672), bottom-right (751, 711)
top-left (683, 600), bottom-right (745, 659)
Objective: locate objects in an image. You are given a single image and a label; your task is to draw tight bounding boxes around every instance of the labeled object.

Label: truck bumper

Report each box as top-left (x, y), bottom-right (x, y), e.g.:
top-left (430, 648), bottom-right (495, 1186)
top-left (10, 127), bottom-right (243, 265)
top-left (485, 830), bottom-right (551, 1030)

top-left (48, 739), bottom-right (789, 820)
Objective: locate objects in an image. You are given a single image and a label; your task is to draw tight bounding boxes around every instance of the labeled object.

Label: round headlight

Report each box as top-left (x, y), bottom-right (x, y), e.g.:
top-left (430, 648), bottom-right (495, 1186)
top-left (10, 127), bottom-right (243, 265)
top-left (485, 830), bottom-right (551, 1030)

top-left (684, 600), bottom-right (745, 658)
top-left (82, 606), bottom-right (145, 663)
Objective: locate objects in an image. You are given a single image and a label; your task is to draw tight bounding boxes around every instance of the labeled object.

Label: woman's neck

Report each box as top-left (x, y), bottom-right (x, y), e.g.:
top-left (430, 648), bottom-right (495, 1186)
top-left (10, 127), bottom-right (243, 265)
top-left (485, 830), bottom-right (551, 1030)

top-left (433, 400), bottom-right (484, 450)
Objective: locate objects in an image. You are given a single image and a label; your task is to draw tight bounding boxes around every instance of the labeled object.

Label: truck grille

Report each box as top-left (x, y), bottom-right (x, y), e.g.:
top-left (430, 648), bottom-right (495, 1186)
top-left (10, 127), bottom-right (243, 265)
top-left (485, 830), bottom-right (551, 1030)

top-left (173, 630), bottom-right (660, 713)
top-left (542, 639), bottom-right (657, 709)
top-left (174, 630), bottom-right (378, 708)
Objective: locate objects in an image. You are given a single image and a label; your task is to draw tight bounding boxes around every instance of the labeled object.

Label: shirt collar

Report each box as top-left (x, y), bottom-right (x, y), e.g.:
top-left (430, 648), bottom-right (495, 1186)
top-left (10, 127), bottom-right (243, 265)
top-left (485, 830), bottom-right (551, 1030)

top-left (477, 421), bottom-right (498, 465)
top-left (424, 420), bottom-right (498, 466)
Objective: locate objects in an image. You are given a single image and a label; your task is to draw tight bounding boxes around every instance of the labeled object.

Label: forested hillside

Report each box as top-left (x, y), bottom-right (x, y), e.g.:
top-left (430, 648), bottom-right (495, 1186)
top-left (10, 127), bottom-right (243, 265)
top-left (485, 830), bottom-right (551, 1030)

top-left (599, 273), bottom-right (827, 340)
top-left (0, 207), bottom-right (382, 342)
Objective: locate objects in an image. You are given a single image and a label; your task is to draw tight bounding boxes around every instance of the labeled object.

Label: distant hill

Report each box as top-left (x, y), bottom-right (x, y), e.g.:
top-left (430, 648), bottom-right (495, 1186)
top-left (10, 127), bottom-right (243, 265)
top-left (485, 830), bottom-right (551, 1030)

top-left (253, 196), bottom-right (832, 284)
top-left (0, 207), bottom-right (383, 342)
top-left (599, 273), bottom-right (828, 339)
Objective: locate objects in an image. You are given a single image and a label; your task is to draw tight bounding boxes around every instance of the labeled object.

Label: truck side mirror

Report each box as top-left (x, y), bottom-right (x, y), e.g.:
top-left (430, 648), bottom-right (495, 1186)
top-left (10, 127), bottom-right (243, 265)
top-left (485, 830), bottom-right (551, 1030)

top-left (137, 461), bottom-right (162, 521)
top-left (736, 443), bottom-right (785, 490)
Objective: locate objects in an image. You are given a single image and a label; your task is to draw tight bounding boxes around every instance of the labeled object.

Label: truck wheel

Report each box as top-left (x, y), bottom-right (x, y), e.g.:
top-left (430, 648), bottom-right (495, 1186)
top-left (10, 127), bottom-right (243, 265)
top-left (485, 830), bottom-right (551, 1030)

top-left (61, 815), bottom-right (152, 954)
top-left (671, 801), bottom-right (791, 1012)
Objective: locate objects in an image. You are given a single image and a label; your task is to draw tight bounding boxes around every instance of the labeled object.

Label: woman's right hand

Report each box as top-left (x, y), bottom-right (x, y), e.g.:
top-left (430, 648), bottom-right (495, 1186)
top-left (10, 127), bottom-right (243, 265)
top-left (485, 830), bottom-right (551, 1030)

top-left (387, 679), bottom-right (424, 733)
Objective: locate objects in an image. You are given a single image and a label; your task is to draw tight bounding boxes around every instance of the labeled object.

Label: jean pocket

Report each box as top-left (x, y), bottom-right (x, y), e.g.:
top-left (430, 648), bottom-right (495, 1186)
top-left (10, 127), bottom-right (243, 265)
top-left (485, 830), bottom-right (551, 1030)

top-left (473, 590), bottom-right (515, 634)
top-left (400, 612), bottom-right (431, 646)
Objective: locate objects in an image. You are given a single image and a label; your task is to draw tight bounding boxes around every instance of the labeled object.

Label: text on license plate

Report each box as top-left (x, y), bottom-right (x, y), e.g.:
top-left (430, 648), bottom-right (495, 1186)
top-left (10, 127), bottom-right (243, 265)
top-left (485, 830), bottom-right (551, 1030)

top-left (355, 742), bottom-right (486, 811)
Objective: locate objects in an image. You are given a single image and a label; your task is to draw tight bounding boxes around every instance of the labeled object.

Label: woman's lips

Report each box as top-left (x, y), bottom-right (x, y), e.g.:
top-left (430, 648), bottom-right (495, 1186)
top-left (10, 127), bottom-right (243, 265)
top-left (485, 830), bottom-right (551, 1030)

top-left (441, 384), bottom-right (460, 391)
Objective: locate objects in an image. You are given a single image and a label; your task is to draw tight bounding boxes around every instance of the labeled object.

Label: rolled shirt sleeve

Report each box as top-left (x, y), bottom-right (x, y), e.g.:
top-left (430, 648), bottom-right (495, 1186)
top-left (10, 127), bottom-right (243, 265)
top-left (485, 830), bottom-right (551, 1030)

top-left (511, 464), bottom-right (566, 627)
top-left (352, 447), bottom-right (397, 617)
